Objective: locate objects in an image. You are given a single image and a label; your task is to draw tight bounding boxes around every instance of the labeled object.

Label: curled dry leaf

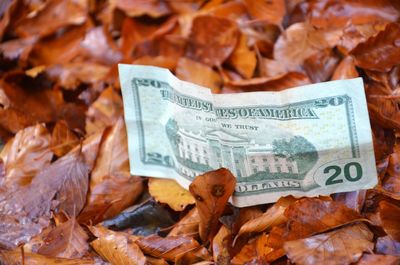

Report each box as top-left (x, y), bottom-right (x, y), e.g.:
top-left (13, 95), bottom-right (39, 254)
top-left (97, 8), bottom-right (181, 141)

top-left (136, 234), bottom-right (209, 262)
top-left (189, 168), bottom-right (236, 242)
top-left (379, 200), bottom-right (400, 241)
top-left (176, 57), bottom-right (222, 93)
top-left (0, 249), bottom-right (95, 265)
top-left (79, 118), bottom-right (143, 224)
top-left (186, 15), bottom-right (239, 66)
top-left (37, 217), bottom-right (89, 259)
top-left (303, 49), bottom-right (339, 83)
top-left (51, 120), bottom-right (79, 157)
top-left (332, 190), bottom-right (367, 213)
top-left (357, 254), bottom-right (400, 265)
top-left (0, 123), bottom-right (52, 187)
top-left (148, 178), bottom-right (195, 211)
top-left (284, 223), bottom-right (374, 265)
top-left (267, 197), bottom-right (362, 249)
top-left (90, 225), bottom-right (146, 265)
top-left (351, 23), bottom-right (400, 72)
top-left (168, 207), bottom-right (199, 237)
top-left (235, 196), bottom-right (296, 241)
top-left (85, 87), bottom-right (123, 135)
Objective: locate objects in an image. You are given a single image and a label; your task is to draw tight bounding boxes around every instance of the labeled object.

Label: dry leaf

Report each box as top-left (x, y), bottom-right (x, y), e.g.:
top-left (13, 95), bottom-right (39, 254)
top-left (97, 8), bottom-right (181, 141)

top-left (168, 207), bottom-right (200, 237)
top-left (236, 196), bottom-right (296, 241)
top-left (136, 234), bottom-right (209, 262)
top-left (148, 178), bottom-right (195, 211)
top-left (351, 23), bottom-right (400, 72)
top-left (90, 226), bottom-right (146, 265)
top-left (116, 0), bottom-right (170, 18)
top-left (379, 200), bottom-right (400, 241)
top-left (85, 86), bottom-right (123, 135)
top-left (303, 49), bottom-right (339, 83)
top-left (79, 118), bottom-right (143, 224)
top-left (284, 223), bottom-right (374, 265)
top-left (51, 120), bottom-right (79, 157)
top-left (0, 249), bottom-right (95, 265)
top-left (231, 233), bottom-right (273, 265)
top-left (243, 0), bottom-right (286, 26)
top-left (0, 123), bottom-right (52, 187)
top-left (37, 217), bottom-right (89, 259)
top-left (331, 56), bottom-right (359, 80)
top-left (186, 15), bottom-right (239, 66)
top-left (176, 57), bottom-right (222, 92)
top-left (212, 225), bottom-right (231, 264)
top-left (227, 33), bottom-right (257, 79)
top-left (267, 197), bottom-right (362, 249)
top-left (376, 235), bottom-right (400, 256)
top-left (189, 168), bottom-right (236, 242)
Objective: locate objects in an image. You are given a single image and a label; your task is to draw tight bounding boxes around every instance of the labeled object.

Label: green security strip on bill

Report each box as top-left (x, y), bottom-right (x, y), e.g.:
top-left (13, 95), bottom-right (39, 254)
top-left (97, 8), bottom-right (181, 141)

top-left (119, 64), bottom-right (377, 207)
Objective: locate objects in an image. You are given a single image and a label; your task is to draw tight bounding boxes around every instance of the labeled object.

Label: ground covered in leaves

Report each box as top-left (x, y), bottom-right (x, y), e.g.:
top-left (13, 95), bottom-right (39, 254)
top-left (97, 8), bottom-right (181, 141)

top-left (0, 0), bottom-right (400, 264)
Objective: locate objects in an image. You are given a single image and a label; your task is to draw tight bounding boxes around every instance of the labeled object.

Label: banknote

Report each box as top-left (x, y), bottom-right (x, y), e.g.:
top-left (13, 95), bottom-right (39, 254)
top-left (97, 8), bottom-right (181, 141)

top-left (119, 64), bottom-right (377, 207)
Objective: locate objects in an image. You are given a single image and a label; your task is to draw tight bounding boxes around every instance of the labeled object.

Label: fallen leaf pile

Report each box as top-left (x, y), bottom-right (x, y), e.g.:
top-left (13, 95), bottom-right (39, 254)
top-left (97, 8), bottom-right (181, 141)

top-left (1, 0), bottom-right (400, 264)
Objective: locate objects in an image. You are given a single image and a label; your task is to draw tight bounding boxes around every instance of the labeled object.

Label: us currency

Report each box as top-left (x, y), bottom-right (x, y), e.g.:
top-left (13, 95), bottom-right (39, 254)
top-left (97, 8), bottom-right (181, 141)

top-left (119, 64), bottom-right (377, 207)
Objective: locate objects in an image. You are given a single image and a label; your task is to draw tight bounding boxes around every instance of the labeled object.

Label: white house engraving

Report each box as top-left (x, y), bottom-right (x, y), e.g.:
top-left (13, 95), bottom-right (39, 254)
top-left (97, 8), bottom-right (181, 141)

top-left (176, 128), bottom-right (298, 178)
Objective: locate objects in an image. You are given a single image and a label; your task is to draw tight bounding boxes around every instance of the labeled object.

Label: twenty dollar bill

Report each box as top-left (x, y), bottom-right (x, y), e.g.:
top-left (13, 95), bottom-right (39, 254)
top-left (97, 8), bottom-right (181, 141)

top-left (119, 64), bottom-right (377, 207)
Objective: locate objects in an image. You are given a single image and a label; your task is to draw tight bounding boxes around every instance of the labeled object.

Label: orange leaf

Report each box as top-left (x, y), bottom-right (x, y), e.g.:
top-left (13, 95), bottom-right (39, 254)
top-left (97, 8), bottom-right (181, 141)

top-left (331, 56), bottom-right (359, 80)
top-left (227, 33), bottom-right (256, 79)
top-left (51, 121), bottom-right (79, 157)
top-left (168, 207), bottom-right (200, 237)
top-left (189, 168), bottom-right (236, 242)
top-left (116, 0), bottom-right (170, 18)
top-left (212, 225), bottom-right (231, 264)
top-left (186, 15), bottom-right (239, 66)
top-left (243, 0), bottom-right (286, 26)
top-left (357, 254), bottom-right (400, 265)
top-left (379, 200), bottom-right (400, 241)
top-left (284, 223), bottom-right (374, 265)
top-left (231, 233), bottom-right (273, 265)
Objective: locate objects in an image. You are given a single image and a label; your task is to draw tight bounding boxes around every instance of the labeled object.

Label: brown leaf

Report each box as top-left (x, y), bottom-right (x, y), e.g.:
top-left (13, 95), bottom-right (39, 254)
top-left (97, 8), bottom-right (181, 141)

top-left (357, 254), bottom-right (400, 265)
top-left (243, 0), bottom-right (286, 26)
top-left (376, 235), bottom-right (400, 256)
top-left (231, 233), bottom-right (273, 265)
top-left (37, 217), bottom-right (89, 259)
top-left (284, 223), bottom-right (374, 265)
top-left (0, 249), bottom-right (95, 265)
top-left (235, 196), bottom-right (296, 241)
top-left (227, 33), bottom-right (257, 79)
top-left (212, 225), bottom-right (231, 264)
top-left (186, 15), bottom-right (239, 66)
top-left (149, 178), bottom-right (195, 211)
top-left (273, 22), bottom-right (342, 71)
top-left (267, 198), bottom-right (362, 249)
top-left (332, 190), bottom-right (366, 213)
top-left (380, 151), bottom-right (400, 199)
top-left (85, 87), bottom-right (123, 135)
top-left (189, 168), bottom-right (236, 242)
top-left (79, 118), bottom-right (143, 224)
top-left (136, 234), bottom-right (209, 262)
top-left (379, 200), bottom-right (400, 241)
top-left (90, 226), bottom-right (146, 265)
top-left (303, 49), bottom-right (339, 83)
top-left (0, 147), bottom-right (89, 248)
top-left (168, 207), bottom-right (200, 237)
top-left (51, 121), bottom-right (79, 157)
top-left (351, 23), bottom-right (400, 72)
top-left (176, 57), bottom-right (222, 92)
top-left (0, 124), bottom-right (52, 187)
top-left (309, 0), bottom-right (400, 29)
top-left (15, 0), bottom-right (87, 38)
top-left (331, 56), bottom-right (359, 80)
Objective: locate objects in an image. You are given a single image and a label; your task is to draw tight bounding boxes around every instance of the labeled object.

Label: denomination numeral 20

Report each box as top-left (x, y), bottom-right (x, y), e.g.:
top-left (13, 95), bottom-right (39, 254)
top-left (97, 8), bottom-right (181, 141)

top-left (324, 162), bottom-right (362, 185)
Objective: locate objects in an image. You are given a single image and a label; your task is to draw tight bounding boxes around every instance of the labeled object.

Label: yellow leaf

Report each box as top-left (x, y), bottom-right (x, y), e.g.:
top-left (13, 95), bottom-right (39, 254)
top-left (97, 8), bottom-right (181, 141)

top-left (149, 178), bottom-right (195, 211)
